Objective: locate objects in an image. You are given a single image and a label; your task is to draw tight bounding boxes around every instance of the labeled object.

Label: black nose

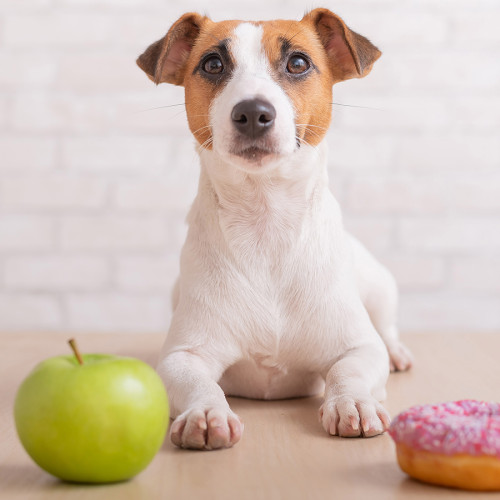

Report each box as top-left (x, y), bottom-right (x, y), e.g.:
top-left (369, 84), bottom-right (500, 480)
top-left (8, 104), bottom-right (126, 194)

top-left (231, 99), bottom-right (276, 139)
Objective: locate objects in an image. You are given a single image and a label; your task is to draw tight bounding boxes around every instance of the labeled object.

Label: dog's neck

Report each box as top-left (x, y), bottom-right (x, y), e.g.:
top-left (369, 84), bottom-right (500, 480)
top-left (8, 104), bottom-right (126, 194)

top-left (195, 142), bottom-right (330, 258)
top-left (199, 141), bottom-right (329, 203)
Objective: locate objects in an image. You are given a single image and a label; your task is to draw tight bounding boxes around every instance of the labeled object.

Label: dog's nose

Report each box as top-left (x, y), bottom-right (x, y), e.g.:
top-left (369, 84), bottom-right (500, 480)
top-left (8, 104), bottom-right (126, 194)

top-left (231, 99), bottom-right (276, 139)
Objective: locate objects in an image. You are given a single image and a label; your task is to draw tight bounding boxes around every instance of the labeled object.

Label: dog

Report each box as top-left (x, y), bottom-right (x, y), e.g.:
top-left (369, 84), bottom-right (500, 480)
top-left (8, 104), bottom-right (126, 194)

top-left (137, 8), bottom-right (413, 450)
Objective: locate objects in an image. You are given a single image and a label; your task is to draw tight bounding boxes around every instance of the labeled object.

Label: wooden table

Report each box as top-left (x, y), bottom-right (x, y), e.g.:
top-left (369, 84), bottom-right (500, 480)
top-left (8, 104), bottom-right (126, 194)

top-left (1, 332), bottom-right (498, 500)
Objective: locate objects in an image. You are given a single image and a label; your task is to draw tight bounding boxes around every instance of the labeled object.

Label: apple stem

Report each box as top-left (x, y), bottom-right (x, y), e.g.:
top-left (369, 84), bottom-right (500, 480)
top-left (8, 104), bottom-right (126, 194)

top-left (68, 338), bottom-right (84, 365)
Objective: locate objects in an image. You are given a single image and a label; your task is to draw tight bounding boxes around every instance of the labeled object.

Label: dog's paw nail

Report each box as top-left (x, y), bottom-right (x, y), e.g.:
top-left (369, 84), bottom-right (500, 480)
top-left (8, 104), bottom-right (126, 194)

top-left (171, 421), bottom-right (182, 434)
top-left (349, 416), bottom-right (359, 431)
top-left (208, 418), bottom-right (222, 429)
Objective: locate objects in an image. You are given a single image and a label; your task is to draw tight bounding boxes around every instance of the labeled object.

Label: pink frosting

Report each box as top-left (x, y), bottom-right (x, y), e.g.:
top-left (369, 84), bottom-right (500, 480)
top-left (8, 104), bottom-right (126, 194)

top-left (389, 400), bottom-right (500, 458)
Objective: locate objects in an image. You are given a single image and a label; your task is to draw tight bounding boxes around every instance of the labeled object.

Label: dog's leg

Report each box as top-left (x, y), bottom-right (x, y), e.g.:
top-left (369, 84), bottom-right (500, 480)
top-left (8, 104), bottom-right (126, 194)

top-left (319, 339), bottom-right (391, 438)
top-left (363, 272), bottom-right (413, 372)
top-left (377, 325), bottom-right (413, 373)
top-left (349, 234), bottom-right (413, 371)
top-left (363, 268), bottom-right (413, 372)
top-left (158, 350), bottom-right (243, 450)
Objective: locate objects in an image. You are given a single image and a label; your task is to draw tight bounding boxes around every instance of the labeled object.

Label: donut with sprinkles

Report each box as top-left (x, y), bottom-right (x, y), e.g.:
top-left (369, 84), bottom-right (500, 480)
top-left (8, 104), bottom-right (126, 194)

top-left (389, 400), bottom-right (500, 491)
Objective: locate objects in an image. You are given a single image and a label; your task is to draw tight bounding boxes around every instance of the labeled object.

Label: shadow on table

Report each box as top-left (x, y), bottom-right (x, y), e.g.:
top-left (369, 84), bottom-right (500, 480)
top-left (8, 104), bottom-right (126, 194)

top-left (339, 461), bottom-right (490, 499)
top-left (0, 463), bottom-right (151, 499)
top-left (229, 394), bottom-right (329, 438)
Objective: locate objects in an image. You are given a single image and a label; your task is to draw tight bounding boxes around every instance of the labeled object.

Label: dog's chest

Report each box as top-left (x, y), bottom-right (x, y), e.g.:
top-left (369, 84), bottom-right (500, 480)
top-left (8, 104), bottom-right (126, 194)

top-left (217, 184), bottom-right (307, 258)
top-left (251, 257), bottom-right (338, 362)
top-left (204, 177), bottom-right (348, 366)
top-left (223, 214), bottom-right (343, 367)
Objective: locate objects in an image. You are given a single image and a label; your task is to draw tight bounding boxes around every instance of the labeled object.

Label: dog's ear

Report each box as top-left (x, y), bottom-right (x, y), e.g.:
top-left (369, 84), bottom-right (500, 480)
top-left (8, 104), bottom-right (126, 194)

top-left (304, 8), bottom-right (381, 81)
top-left (136, 13), bottom-right (207, 86)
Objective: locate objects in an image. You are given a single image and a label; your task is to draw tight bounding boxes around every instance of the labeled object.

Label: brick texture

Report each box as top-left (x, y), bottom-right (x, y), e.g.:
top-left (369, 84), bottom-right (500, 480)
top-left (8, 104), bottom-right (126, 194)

top-left (4, 256), bottom-right (110, 291)
top-left (1, 175), bottom-right (107, 210)
top-left (1, 1), bottom-right (499, 334)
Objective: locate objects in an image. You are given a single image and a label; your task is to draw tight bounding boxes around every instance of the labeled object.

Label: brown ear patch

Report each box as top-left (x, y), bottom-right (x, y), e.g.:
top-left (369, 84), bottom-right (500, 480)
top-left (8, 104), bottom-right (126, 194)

top-left (304, 8), bottom-right (381, 81)
top-left (136, 13), bottom-right (207, 86)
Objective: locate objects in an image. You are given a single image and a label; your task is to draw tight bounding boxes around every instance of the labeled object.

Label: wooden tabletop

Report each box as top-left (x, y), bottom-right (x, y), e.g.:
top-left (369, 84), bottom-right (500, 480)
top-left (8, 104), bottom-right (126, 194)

top-left (1, 332), bottom-right (498, 500)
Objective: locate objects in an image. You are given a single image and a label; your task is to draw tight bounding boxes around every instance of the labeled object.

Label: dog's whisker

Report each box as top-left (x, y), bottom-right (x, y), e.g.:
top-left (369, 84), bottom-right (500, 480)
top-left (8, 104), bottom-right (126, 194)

top-left (331, 102), bottom-right (382, 111)
top-left (295, 135), bottom-right (317, 149)
top-left (200, 138), bottom-right (213, 149)
top-left (286, 27), bottom-right (306, 43)
top-left (170, 109), bottom-right (189, 121)
top-left (282, 20), bottom-right (297, 43)
top-left (134, 103), bottom-right (186, 113)
top-left (295, 123), bottom-right (329, 131)
top-left (296, 126), bottom-right (323, 140)
top-left (192, 125), bottom-right (213, 137)
top-left (199, 136), bottom-right (214, 151)
top-left (296, 125), bottom-right (323, 134)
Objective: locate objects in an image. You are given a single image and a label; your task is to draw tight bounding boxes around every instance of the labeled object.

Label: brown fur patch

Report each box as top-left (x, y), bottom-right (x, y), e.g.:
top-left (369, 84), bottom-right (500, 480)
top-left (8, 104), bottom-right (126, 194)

top-left (261, 19), bottom-right (335, 147)
top-left (182, 20), bottom-right (240, 149)
top-left (305, 8), bottom-right (381, 80)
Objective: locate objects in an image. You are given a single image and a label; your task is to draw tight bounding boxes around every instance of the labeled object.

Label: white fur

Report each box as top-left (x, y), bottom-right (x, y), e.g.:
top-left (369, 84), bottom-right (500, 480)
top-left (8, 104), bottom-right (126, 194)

top-left (211, 23), bottom-right (297, 173)
top-left (157, 21), bottom-right (412, 450)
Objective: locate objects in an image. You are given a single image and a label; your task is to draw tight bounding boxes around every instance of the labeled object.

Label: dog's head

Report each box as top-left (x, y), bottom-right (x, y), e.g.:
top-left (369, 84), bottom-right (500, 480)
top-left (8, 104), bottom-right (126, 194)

top-left (137, 8), bottom-right (381, 174)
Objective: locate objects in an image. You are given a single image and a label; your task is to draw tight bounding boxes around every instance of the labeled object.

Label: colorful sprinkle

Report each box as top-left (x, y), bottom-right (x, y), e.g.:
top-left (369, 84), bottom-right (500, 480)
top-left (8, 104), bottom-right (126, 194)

top-left (388, 400), bottom-right (500, 457)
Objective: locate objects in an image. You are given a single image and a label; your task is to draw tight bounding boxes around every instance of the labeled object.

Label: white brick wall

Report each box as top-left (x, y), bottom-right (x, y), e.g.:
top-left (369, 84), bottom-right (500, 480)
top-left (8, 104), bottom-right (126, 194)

top-left (0, 216), bottom-right (54, 250)
top-left (0, 136), bottom-right (57, 170)
top-left (4, 256), bottom-right (109, 291)
top-left (60, 215), bottom-right (170, 251)
top-left (1, 175), bottom-right (107, 209)
top-left (0, 0), bottom-right (499, 334)
top-left (65, 294), bottom-right (168, 333)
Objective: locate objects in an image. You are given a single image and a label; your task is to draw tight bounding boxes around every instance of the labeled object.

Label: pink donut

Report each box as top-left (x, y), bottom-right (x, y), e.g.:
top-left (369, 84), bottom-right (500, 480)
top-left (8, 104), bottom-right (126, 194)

top-left (389, 400), bottom-right (500, 491)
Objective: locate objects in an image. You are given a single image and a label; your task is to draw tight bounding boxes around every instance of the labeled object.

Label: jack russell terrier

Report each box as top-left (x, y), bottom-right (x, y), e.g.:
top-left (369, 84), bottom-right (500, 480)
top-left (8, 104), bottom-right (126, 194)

top-left (137, 8), bottom-right (412, 450)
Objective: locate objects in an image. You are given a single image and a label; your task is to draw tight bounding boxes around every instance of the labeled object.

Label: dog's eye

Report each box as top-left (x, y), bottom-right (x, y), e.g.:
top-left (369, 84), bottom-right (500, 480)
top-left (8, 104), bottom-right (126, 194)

top-left (203, 55), bottom-right (224, 75)
top-left (287, 54), bottom-right (310, 75)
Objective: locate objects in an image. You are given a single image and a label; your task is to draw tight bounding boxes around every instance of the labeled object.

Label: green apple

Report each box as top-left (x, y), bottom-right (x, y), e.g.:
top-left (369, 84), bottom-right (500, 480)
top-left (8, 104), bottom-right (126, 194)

top-left (14, 339), bottom-right (169, 483)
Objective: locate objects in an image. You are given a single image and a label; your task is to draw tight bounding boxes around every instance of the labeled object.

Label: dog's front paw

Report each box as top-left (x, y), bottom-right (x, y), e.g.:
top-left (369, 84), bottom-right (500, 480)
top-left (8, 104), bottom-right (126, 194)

top-left (386, 340), bottom-right (413, 372)
top-left (319, 396), bottom-right (390, 438)
top-left (170, 408), bottom-right (243, 450)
